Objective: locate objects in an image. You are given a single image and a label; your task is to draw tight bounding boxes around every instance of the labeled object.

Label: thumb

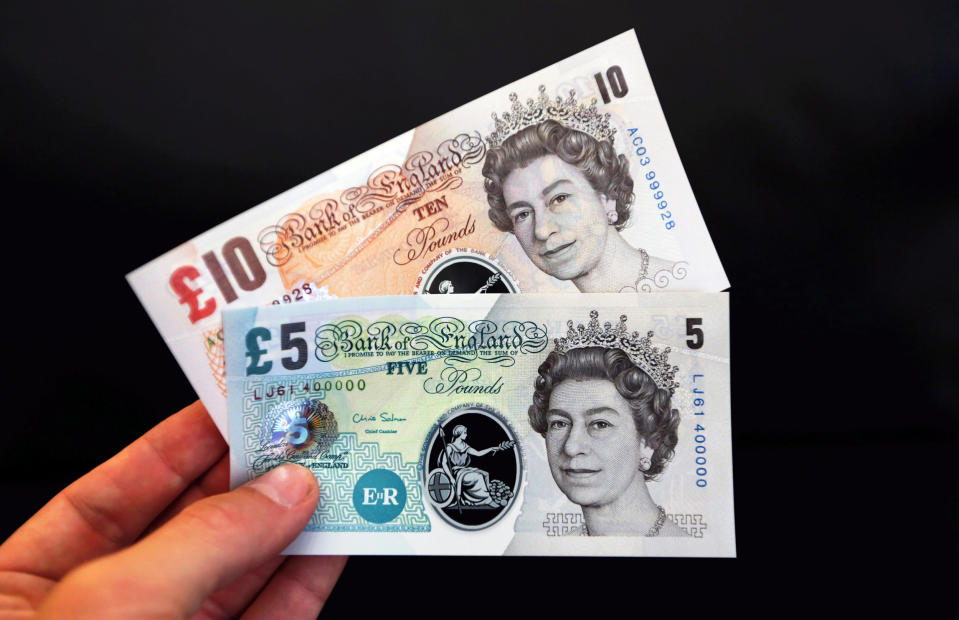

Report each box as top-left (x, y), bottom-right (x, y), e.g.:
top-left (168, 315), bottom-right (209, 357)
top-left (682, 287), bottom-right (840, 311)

top-left (38, 463), bottom-right (319, 619)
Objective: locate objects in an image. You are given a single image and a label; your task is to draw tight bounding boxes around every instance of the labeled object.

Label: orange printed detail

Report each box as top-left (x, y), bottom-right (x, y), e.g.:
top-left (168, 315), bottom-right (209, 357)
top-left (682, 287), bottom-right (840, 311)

top-left (262, 132), bottom-right (491, 293)
top-left (203, 327), bottom-right (227, 397)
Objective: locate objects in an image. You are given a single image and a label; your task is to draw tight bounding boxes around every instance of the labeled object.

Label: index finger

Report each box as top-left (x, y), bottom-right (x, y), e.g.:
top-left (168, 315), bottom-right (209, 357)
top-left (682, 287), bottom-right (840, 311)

top-left (0, 400), bottom-right (226, 580)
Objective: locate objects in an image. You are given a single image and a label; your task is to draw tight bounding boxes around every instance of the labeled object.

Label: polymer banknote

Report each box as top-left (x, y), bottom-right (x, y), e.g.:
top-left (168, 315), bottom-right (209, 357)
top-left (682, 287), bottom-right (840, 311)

top-left (225, 292), bottom-right (734, 556)
top-left (129, 30), bottom-right (729, 436)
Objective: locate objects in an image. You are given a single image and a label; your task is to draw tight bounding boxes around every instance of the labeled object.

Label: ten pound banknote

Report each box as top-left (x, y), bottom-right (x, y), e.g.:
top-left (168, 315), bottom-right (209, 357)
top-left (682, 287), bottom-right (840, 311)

top-left (127, 30), bottom-right (729, 437)
top-left (225, 293), bottom-right (734, 556)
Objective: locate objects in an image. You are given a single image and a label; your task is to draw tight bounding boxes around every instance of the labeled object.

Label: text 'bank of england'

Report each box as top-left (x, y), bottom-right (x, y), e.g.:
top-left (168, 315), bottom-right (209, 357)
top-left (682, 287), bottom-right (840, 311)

top-left (127, 30), bottom-right (728, 436)
top-left (225, 292), bottom-right (734, 556)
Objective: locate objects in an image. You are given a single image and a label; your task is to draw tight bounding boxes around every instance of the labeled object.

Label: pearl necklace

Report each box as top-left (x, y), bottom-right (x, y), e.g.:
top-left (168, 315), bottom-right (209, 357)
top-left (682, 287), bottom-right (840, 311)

top-left (637, 248), bottom-right (650, 282)
top-left (619, 248), bottom-right (650, 293)
top-left (583, 505), bottom-right (666, 537)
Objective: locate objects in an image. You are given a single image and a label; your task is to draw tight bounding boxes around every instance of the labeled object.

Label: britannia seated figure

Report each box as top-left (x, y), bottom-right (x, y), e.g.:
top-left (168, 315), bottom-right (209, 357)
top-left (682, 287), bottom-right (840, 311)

top-left (439, 424), bottom-right (512, 507)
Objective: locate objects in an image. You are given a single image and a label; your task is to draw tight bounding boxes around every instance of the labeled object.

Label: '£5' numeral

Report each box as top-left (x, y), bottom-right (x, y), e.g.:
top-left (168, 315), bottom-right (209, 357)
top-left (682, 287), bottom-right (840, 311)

top-left (246, 322), bottom-right (309, 376)
top-left (246, 327), bottom-right (272, 376)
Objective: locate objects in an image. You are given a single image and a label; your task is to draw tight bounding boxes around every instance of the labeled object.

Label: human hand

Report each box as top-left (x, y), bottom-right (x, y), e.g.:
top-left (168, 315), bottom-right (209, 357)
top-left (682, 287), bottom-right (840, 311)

top-left (0, 401), bottom-right (346, 619)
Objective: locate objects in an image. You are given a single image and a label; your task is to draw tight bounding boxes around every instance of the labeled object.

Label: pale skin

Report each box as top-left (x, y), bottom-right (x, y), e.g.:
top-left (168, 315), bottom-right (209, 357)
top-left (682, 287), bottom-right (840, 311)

top-left (0, 401), bottom-right (347, 619)
top-left (502, 155), bottom-right (674, 292)
top-left (545, 379), bottom-right (686, 536)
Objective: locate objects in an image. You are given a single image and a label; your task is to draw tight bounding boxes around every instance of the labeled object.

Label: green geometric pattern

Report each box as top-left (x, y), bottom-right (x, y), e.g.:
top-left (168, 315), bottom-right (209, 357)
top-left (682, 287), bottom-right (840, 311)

top-left (239, 378), bottom-right (430, 533)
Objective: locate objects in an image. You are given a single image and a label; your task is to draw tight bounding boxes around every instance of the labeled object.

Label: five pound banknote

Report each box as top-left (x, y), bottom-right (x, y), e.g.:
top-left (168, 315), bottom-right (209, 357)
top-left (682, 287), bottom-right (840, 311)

top-left (225, 292), bottom-right (734, 556)
top-left (128, 30), bottom-right (729, 436)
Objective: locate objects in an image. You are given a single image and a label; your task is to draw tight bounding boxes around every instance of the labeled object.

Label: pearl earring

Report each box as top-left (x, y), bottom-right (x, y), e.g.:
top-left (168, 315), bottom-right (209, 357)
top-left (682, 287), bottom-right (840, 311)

top-left (639, 456), bottom-right (651, 471)
top-left (606, 211), bottom-right (617, 225)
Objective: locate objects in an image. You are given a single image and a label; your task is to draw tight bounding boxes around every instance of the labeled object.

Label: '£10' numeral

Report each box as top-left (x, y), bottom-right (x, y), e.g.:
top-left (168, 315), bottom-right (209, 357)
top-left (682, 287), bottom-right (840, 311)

top-left (169, 236), bottom-right (268, 324)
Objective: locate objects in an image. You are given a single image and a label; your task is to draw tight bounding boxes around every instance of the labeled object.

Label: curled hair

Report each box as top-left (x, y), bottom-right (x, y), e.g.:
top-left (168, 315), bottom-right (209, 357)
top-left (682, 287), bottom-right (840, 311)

top-left (529, 347), bottom-right (679, 480)
top-left (482, 120), bottom-right (634, 232)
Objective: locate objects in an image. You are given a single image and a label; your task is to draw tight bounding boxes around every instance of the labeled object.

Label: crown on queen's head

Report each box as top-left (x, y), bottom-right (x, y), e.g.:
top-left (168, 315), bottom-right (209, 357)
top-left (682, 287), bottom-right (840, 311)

top-left (553, 310), bottom-right (680, 394)
top-left (486, 85), bottom-right (616, 149)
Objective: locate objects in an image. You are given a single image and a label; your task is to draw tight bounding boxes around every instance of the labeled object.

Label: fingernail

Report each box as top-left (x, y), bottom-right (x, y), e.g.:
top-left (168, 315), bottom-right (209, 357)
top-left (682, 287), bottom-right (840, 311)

top-left (248, 464), bottom-right (314, 507)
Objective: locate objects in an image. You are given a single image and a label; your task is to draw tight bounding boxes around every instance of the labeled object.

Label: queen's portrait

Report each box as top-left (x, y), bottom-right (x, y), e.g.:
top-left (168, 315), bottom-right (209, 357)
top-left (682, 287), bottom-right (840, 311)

top-left (483, 86), bottom-right (676, 293)
top-left (528, 311), bottom-right (687, 536)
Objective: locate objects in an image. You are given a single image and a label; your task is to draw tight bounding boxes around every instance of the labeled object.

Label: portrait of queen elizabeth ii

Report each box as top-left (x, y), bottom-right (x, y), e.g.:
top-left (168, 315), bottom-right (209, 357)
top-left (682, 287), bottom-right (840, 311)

top-left (483, 87), bottom-right (676, 293)
top-left (528, 311), bottom-right (688, 536)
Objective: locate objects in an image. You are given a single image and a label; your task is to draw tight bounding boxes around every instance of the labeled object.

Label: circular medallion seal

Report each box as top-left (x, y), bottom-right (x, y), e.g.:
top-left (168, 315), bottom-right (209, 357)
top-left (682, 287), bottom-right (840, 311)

top-left (415, 248), bottom-right (518, 295)
top-left (421, 404), bottom-right (522, 530)
top-left (259, 398), bottom-right (338, 459)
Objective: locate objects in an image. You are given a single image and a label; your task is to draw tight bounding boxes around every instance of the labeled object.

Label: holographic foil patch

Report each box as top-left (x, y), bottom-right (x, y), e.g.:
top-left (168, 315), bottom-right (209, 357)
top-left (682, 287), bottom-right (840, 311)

top-left (259, 398), bottom-right (338, 459)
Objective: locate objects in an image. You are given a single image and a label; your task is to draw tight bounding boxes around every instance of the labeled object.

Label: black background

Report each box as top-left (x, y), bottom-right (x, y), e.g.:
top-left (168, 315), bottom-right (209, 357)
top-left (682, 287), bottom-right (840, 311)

top-left (2, 1), bottom-right (957, 617)
top-left (424, 258), bottom-right (515, 294)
